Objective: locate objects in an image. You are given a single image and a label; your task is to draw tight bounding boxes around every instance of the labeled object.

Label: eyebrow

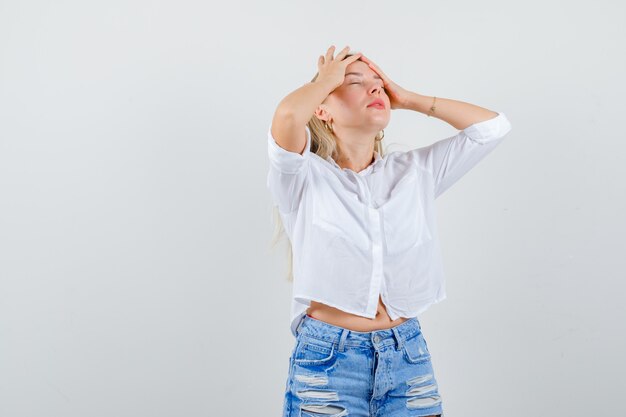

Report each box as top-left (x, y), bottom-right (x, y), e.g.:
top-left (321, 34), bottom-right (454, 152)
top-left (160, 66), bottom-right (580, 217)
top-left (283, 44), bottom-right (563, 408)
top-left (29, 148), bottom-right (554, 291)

top-left (345, 72), bottom-right (383, 80)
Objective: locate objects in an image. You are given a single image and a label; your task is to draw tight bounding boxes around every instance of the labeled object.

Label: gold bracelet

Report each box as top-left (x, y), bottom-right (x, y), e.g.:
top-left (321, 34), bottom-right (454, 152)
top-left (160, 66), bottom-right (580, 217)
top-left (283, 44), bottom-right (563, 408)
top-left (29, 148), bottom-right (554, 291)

top-left (427, 96), bottom-right (437, 117)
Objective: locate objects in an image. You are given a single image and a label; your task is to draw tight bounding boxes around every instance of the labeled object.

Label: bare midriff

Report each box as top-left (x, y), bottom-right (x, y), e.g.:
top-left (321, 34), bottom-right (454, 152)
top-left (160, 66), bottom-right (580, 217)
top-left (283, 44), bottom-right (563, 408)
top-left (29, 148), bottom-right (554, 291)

top-left (306, 295), bottom-right (410, 332)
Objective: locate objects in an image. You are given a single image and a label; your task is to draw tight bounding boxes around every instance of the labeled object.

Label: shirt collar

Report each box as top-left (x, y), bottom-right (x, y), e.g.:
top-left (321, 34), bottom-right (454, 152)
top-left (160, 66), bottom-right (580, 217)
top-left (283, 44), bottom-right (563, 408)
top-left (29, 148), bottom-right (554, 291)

top-left (326, 151), bottom-right (383, 176)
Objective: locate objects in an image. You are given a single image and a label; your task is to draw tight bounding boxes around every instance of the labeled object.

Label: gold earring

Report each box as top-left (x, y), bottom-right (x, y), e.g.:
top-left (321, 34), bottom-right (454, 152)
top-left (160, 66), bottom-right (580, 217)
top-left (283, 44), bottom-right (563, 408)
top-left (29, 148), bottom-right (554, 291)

top-left (324, 120), bottom-right (334, 133)
top-left (375, 129), bottom-right (384, 141)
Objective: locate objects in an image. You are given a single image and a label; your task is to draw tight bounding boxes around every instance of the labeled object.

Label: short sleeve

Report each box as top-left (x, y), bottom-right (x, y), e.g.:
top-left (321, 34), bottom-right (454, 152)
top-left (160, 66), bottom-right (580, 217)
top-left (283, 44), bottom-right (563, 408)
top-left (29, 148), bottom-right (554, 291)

top-left (410, 112), bottom-right (513, 198)
top-left (266, 123), bottom-right (312, 214)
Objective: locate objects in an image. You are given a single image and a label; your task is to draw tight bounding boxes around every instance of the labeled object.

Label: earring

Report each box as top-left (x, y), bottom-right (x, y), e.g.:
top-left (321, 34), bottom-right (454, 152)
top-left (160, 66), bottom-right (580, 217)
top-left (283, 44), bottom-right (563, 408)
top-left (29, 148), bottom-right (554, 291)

top-left (324, 120), bottom-right (334, 133)
top-left (375, 129), bottom-right (385, 141)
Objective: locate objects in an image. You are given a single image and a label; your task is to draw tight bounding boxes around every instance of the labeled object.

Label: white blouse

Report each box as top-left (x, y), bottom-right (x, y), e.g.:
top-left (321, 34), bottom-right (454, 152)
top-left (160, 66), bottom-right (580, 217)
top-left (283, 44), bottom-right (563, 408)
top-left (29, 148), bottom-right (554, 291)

top-left (267, 112), bottom-right (513, 337)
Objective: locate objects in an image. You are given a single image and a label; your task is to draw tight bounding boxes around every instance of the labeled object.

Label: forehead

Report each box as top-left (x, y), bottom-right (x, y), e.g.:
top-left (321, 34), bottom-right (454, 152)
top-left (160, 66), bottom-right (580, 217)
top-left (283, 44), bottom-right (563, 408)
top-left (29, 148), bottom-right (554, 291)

top-left (345, 61), bottom-right (381, 79)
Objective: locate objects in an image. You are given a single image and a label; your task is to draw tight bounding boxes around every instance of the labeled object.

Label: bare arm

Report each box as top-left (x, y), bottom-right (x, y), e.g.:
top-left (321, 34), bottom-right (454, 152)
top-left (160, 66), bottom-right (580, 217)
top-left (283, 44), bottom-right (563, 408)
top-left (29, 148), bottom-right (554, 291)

top-left (270, 79), bottom-right (336, 154)
top-left (403, 92), bottom-right (499, 130)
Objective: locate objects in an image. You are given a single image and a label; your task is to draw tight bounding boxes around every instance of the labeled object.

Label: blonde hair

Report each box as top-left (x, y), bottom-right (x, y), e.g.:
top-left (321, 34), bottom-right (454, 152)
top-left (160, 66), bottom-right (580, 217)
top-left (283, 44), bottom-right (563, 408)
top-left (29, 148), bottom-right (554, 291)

top-left (270, 54), bottom-right (386, 282)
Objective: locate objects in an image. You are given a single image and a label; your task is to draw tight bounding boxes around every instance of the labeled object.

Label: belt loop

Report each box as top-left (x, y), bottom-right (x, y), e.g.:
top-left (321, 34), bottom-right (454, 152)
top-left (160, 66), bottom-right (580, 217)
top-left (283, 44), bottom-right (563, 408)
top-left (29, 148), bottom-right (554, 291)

top-left (391, 326), bottom-right (403, 350)
top-left (296, 315), bottom-right (305, 337)
top-left (338, 328), bottom-right (349, 352)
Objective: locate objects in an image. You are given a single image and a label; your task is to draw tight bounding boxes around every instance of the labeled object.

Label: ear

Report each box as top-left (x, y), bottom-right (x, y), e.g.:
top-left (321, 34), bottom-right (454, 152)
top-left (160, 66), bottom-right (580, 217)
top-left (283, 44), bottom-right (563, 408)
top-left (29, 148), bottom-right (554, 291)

top-left (314, 105), bottom-right (332, 123)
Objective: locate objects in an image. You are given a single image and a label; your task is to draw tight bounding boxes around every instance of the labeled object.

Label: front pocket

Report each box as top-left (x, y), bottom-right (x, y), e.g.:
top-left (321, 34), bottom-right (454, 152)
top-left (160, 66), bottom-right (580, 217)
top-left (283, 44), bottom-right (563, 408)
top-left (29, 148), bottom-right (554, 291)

top-left (293, 338), bottom-right (337, 366)
top-left (382, 174), bottom-right (432, 254)
top-left (402, 332), bottom-right (431, 364)
top-left (311, 190), bottom-right (370, 252)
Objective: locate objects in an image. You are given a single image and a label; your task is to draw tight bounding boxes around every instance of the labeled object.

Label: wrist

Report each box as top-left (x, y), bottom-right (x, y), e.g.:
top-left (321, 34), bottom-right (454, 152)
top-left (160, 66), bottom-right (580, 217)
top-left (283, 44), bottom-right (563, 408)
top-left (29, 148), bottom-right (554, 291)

top-left (405, 92), bottom-right (433, 114)
top-left (314, 77), bottom-right (340, 93)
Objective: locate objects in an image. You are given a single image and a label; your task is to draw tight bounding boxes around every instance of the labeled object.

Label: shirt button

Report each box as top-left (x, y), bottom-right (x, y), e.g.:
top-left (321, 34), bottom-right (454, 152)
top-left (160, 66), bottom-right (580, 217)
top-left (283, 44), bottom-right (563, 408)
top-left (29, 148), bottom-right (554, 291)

top-left (373, 334), bottom-right (381, 343)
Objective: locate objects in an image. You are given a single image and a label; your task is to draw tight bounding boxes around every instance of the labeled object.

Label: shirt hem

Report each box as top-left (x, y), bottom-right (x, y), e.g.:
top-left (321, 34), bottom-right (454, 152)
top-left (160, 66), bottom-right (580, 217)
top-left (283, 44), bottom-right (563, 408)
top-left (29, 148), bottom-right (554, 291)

top-left (293, 294), bottom-right (378, 319)
top-left (289, 290), bottom-right (447, 337)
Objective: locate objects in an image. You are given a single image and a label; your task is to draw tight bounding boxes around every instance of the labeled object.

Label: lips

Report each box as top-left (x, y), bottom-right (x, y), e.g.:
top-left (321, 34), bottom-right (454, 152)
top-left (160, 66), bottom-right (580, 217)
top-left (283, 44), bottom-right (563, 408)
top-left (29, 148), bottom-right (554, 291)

top-left (367, 98), bottom-right (385, 108)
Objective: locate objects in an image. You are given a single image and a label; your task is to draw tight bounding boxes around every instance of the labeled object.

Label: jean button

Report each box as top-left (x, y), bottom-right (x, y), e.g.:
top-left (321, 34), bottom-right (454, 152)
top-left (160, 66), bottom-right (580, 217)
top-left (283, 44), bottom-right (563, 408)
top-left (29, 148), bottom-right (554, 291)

top-left (373, 334), bottom-right (381, 343)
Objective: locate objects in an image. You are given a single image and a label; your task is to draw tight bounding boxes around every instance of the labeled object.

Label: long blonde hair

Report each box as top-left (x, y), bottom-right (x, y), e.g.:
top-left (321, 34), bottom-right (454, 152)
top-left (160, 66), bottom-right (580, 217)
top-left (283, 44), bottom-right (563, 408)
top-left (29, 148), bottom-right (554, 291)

top-left (270, 54), bottom-right (386, 282)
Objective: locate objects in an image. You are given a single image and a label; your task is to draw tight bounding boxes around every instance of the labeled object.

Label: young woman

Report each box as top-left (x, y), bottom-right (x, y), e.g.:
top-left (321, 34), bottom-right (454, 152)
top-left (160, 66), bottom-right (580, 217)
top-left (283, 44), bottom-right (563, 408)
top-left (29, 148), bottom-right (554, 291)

top-left (267, 45), bottom-right (512, 417)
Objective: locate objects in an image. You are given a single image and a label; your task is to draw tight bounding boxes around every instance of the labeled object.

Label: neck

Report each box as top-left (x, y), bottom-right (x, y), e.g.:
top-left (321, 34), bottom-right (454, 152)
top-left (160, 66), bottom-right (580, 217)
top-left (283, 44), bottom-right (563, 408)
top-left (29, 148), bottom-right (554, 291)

top-left (335, 148), bottom-right (376, 173)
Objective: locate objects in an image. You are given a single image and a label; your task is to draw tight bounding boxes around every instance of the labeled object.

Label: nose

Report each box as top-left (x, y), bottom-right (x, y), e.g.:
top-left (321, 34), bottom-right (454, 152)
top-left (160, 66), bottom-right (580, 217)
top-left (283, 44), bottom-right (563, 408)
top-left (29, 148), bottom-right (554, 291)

top-left (369, 82), bottom-right (384, 95)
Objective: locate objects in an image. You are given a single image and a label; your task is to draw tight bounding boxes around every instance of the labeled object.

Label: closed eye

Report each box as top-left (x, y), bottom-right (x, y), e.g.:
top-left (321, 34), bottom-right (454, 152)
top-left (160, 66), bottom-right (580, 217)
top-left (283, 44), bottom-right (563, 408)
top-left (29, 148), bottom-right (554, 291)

top-left (350, 82), bottom-right (385, 90)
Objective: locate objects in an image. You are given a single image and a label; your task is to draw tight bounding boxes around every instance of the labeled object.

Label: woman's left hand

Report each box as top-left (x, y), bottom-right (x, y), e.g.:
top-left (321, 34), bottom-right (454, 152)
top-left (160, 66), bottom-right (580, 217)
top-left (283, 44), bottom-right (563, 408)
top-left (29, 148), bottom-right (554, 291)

top-left (359, 54), bottom-right (413, 110)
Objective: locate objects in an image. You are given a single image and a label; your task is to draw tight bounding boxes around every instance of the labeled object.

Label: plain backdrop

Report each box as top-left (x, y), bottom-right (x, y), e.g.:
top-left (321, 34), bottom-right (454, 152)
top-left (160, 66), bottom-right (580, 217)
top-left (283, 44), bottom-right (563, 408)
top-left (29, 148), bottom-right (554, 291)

top-left (1, 1), bottom-right (625, 416)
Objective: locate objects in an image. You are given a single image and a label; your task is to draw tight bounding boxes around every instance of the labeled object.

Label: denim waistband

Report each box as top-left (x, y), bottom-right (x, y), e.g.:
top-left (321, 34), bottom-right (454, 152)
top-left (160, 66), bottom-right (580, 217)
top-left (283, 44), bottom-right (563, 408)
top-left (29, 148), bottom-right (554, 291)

top-left (295, 314), bottom-right (422, 352)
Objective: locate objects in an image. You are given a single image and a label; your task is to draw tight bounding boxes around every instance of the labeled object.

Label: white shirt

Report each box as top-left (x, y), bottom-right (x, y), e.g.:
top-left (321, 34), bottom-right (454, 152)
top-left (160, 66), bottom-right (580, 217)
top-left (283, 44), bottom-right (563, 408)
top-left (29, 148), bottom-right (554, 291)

top-left (266, 112), bottom-right (513, 337)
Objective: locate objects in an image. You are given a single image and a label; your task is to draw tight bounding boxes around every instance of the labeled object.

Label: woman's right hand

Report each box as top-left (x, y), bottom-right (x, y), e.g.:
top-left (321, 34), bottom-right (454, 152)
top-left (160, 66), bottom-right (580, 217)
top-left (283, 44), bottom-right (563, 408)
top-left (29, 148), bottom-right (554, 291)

top-left (316, 45), bottom-right (362, 90)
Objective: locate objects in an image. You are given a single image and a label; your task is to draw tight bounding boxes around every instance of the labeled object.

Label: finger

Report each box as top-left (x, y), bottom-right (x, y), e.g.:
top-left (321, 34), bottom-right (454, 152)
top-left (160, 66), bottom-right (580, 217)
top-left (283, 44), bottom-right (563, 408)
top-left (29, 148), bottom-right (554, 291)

top-left (363, 57), bottom-right (388, 80)
top-left (360, 55), bottom-right (383, 73)
top-left (325, 45), bottom-right (335, 61)
top-left (367, 60), bottom-right (383, 75)
top-left (361, 54), bottom-right (381, 71)
top-left (346, 52), bottom-right (362, 64)
top-left (359, 54), bottom-right (371, 64)
top-left (372, 65), bottom-right (387, 79)
top-left (336, 45), bottom-right (351, 60)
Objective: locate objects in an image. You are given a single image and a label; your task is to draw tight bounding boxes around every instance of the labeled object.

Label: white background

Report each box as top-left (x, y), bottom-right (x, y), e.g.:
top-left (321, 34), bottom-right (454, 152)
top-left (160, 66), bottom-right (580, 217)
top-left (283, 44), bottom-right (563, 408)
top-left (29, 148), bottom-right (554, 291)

top-left (1, 0), bottom-right (624, 416)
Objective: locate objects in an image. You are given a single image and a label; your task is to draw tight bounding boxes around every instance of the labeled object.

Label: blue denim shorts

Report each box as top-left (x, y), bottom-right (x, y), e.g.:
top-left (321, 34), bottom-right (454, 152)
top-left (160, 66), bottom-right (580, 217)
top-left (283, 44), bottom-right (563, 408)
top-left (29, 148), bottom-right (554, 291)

top-left (282, 314), bottom-right (444, 417)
